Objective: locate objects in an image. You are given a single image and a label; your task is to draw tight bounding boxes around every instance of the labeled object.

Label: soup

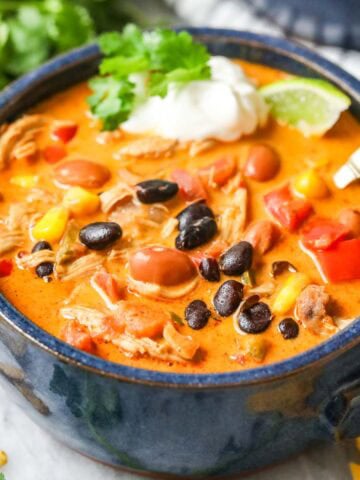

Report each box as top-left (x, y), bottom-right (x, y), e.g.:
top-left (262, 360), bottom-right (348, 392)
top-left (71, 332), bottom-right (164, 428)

top-left (0, 28), bottom-right (359, 373)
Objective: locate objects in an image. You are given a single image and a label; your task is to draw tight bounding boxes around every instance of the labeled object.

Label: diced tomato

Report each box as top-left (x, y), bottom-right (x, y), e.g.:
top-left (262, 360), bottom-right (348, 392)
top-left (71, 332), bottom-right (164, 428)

top-left (43, 144), bottom-right (67, 164)
top-left (114, 301), bottom-right (169, 339)
top-left (0, 259), bottom-right (12, 277)
top-left (314, 238), bottom-right (360, 283)
top-left (264, 184), bottom-right (312, 231)
top-left (51, 121), bottom-right (78, 144)
top-left (302, 217), bottom-right (350, 250)
top-left (61, 320), bottom-right (96, 354)
top-left (198, 156), bottom-right (236, 187)
top-left (171, 168), bottom-right (207, 202)
top-left (91, 271), bottom-right (123, 308)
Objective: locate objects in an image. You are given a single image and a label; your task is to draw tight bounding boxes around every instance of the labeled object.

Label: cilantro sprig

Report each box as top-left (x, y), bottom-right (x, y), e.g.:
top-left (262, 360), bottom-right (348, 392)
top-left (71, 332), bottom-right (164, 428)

top-left (87, 24), bottom-right (211, 131)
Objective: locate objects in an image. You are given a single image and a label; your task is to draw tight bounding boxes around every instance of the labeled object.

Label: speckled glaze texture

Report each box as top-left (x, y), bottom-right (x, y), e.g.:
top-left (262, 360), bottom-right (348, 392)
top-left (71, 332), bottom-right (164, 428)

top-left (0, 29), bottom-right (360, 478)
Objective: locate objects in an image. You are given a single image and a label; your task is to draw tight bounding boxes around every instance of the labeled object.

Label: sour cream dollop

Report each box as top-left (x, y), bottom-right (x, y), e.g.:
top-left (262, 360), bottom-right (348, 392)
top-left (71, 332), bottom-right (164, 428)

top-left (122, 56), bottom-right (268, 142)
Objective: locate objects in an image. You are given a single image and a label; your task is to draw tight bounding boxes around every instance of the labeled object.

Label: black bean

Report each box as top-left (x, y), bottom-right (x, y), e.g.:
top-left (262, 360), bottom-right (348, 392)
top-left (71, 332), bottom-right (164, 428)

top-left (136, 179), bottom-right (178, 204)
top-left (199, 257), bottom-right (220, 282)
top-left (79, 222), bottom-right (122, 250)
top-left (219, 241), bottom-right (253, 276)
top-left (35, 262), bottom-right (54, 278)
top-left (237, 302), bottom-right (272, 334)
top-left (213, 280), bottom-right (244, 317)
top-left (32, 241), bottom-right (52, 253)
top-left (176, 201), bottom-right (215, 231)
top-left (185, 300), bottom-right (211, 330)
top-left (175, 217), bottom-right (217, 250)
top-left (278, 318), bottom-right (299, 339)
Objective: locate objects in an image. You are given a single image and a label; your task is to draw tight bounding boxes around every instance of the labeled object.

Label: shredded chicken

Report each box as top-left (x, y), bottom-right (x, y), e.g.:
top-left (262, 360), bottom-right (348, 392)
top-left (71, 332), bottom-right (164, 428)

top-left (222, 172), bottom-right (244, 195)
top-left (117, 167), bottom-right (142, 184)
top-left (12, 130), bottom-right (38, 160)
top-left (0, 115), bottom-right (47, 169)
top-left (6, 203), bottom-right (36, 231)
top-left (61, 306), bottom-right (108, 337)
top-left (295, 284), bottom-right (335, 334)
top-left (60, 305), bottom-right (187, 363)
top-left (26, 188), bottom-right (60, 206)
top-left (218, 187), bottom-right (248, 244)
top-left (163, 322), bottom-right (199, 360)
top-left (100, 183), bottom-right (135, 213)
top-left (58, 253), bottom-right (104, 281)
top-left (16, 249), bottom-right (55, 269)
top-left (108, 248), bottom-right (128, 262)
top-left (189, 139), bottom-right (217, 157)
top-left (116, 137), bottom-right (177, 158)
top-left (113, 334), bottom-right (186, 363)
top-left (0, 228), bottom-right (24, 255)
top-left (161, 217), bottom-right (179, 239)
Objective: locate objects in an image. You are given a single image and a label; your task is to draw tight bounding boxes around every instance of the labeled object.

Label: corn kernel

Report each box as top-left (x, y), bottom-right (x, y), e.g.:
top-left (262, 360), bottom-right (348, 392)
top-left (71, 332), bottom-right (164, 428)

top-left (0, 450), bottom-right (7, 467)
top-left (272, 273), bottom-right (310, 315)
top-left (32, 206), bottom-right (69, 243)
top-left (63, 187), bottom-right (100, 217)
top-left (293, 169), bottom-right (328, 199)
top-left (10, 175), bottom-right (39, 188)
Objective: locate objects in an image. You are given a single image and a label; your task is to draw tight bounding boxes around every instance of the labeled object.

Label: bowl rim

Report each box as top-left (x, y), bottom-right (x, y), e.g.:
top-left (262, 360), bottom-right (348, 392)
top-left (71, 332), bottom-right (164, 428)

top-left (1, 27), bottom-right (360, 388)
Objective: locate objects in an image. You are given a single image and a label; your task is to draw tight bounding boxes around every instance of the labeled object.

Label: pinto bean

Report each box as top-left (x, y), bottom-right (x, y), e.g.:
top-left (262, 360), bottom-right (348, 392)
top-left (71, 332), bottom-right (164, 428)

top-left (54, 159), bottom-right (110, 188)
top-left (129, 246), bottom-right (197, 287)
top-left (338, 208), bottom-right (360, 238)
top-left (244, 220), bottom-right (280, 254)
top-left (244, 144), bottom-right (280, 182)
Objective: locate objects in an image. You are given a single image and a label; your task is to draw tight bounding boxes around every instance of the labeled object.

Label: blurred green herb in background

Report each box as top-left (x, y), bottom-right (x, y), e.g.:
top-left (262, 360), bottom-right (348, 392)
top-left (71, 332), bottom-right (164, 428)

top-left (0, 473), bottom-right (5, 480)
top-left (0, 0), bottom-right (176, 89)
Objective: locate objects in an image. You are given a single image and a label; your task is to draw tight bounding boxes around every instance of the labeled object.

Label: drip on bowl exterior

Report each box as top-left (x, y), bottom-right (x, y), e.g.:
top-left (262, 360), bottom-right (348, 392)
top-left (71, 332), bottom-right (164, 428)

top-left (0, 28), bottom-right (360, 478)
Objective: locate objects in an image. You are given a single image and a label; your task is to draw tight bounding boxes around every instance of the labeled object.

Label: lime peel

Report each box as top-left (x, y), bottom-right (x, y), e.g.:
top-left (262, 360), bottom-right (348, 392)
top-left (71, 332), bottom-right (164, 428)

top-left (260, 78), bottom-right (351, 136)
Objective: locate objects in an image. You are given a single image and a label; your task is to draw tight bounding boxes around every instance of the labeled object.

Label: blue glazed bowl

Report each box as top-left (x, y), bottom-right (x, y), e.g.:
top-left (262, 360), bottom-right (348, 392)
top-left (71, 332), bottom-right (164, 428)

top-left (1, 28), bottom-right (360, 479)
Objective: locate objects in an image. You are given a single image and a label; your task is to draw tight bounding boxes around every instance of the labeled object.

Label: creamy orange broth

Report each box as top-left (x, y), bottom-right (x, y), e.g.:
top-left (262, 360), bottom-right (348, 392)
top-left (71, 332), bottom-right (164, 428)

top-left (1, 60), bottom-right (360, 373)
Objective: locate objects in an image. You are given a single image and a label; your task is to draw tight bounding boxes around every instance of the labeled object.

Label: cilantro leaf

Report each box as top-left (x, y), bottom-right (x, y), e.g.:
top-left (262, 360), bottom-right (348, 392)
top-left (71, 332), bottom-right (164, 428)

top-left (99, 24), bottom-right (146, 57)
top-left (87, 76), bottom-right (135, 131)
top-left (0, 473), bottom-right (5, 480)
top-left (145, 29), bottom-right (210, 73)
top-left (88, 24), bottom-right (211, 130)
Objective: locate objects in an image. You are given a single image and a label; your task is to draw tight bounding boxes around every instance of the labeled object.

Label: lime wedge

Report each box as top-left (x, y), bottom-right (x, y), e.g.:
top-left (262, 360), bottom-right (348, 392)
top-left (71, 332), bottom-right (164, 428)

top-left (260, 78), bottom-right (351, 136)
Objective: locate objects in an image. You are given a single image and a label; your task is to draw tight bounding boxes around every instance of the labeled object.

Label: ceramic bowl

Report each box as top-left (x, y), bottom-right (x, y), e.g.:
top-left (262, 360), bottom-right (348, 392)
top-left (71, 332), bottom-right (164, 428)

top-left (0, 28), bottom-right (360, 478)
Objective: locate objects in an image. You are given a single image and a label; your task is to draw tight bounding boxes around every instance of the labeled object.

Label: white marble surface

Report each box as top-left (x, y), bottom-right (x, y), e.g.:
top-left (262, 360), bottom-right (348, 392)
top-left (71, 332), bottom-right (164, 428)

top-left (1, 1), bottom-right (360, 479)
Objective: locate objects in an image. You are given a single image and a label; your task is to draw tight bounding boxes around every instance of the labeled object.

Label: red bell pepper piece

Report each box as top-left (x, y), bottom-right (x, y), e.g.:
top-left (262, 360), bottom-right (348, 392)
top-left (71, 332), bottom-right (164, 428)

top-left (0, 259), bottom-right (12, 277)
top-left (51, 121), bottom-right (78, 144)
top-left (264, 184), bottom-right (312, 231)
top-left (315, 238), bottom-right (360, 283)
top-left (171, 168), bottom-right (207, 202)
top-left (302, 217), bottom-right (350, 250)
top-left (198, 156), bottom-right (236, 187)
top-left (43, 144), bottom-right (67, 164)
